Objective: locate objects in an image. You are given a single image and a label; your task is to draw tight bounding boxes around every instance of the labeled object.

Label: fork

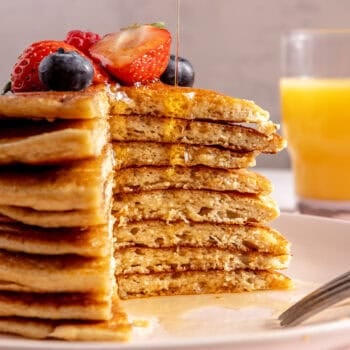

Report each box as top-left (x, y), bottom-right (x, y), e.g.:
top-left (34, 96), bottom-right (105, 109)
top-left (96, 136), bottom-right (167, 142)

top-left (279, 270), bottom-right (350, 327)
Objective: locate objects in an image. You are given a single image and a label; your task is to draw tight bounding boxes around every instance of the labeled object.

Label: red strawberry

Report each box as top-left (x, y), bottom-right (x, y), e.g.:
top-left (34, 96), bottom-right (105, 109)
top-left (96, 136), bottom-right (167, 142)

top-left (92, 62), bottom-right (112, 84)
top-left (11, 40), bottom-right (109, 92)
top-left (64, 30), bottom-right (101, 56)
top-left (11, 41), bottom-right (75, 92)
top-left (89, 24), bottom-right (172, 85)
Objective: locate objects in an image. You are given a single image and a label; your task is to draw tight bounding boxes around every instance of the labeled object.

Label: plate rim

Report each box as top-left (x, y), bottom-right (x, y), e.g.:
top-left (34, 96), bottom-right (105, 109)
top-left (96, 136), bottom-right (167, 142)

top-left (0, 319), bottom-right (350, 350)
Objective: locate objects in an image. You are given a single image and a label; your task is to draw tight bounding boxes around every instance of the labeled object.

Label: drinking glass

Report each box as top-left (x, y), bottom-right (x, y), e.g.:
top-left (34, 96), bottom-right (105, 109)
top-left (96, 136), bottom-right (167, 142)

top-left (280, 29), bottom-right (350, 219)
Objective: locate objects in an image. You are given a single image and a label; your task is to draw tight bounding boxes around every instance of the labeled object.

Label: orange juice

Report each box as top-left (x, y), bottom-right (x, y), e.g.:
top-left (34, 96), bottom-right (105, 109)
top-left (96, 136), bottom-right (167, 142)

top-left (280, 78), bottom-right (350, 200)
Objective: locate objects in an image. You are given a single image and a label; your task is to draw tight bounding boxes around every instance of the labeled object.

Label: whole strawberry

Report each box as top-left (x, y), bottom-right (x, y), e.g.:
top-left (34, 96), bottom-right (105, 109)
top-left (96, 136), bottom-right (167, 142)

top-left (89, 23), bottom-right (172, 85)
top-left (65, 30), bottom-right (101, 56)
top-left (11, 40), bottom-right (110, 92)
top-left (11, 41), bottom-right (76, 92)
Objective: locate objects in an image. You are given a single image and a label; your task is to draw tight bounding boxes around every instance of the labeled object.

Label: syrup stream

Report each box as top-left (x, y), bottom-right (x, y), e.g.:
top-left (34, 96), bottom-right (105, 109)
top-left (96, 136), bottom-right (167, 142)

top-left (175, 0), bottom-right (180, 86)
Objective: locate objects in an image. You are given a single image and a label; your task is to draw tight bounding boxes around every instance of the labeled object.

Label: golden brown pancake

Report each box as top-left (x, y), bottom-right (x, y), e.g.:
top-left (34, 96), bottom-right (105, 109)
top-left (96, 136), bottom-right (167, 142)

top-left (0, 291), bottom-right (112, 320)
top-left (114, 166), bottom-right (272, 194)
top-left (0, 206), bottom-right (110, 229)
top-left (0, 296), bottom-right (131, 340)
top-left (0, 86), bottom-right (108, 119)
top-left (0, 221), bottom-right (111, 257)
top-left (110, 82), bottom-right (269, 123)
top-left (0, 249), bottom-right (113, 293)
top-left (0, 169), bottom-right (113, 227)
top-left (115, 247), bottom-right (290, 274)
top-left (113, 190), bottom-right (279, 225)
top-left (110, 115), bottom-right (285, 153)
top-left (0, 145), bottom-right (113, 210)
top-left (114, 220), bottom-right (290, 254)
top-left (0, 118), bottom-right (109, 165)
top-left (113, 142), bottom-right (257, 169)
top-left (117, 270), bottom-right (293, 299)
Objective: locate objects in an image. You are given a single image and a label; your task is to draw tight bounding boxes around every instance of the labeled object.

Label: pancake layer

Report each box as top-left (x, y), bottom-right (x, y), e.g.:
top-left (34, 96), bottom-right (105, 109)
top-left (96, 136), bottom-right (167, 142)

top-left (0, 86), bottom-right (108, 119)
top-left (115, 247), bottom-right (290, 274)
top-left (114, 166), bottom-right (272, 194)
top-left (113, 142), bottom-right (257, 169)
top-left (113, 190), bottom-right (279, 225)
top-left (117, 270), bottom-right (293, 299)
top-left (110, 83), bottom-right (270, 123)
top-left (114, 221), bottom-right (290, 254)
top-left (0, 145), bottom-right (113, 210)
top-left (110, 115), bottom-right (285, 153)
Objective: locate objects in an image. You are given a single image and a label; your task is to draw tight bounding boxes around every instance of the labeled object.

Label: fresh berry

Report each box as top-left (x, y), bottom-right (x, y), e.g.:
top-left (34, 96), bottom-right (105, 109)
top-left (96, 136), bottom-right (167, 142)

top-left (11, 40), bottom-right (110, 93)
top-left (39, 48), bottom-right (93, 91)
top-left (90, 60), bottom-right (112, 84)
top-left (64, 30), bottom-right (101, 56)
top-left (160, 54), bottom-right (195, 87)
top-left (89, 23), bottom-right (171, 85)
top-left (11, 41), bottom-right (77, 92)
top-left (64, 29), bottom-right (110, 83)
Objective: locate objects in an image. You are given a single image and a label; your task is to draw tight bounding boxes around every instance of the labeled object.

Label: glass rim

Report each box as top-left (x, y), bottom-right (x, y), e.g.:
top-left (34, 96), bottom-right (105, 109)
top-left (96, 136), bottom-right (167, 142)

top-left (284, 28), bottom-right (350, 40)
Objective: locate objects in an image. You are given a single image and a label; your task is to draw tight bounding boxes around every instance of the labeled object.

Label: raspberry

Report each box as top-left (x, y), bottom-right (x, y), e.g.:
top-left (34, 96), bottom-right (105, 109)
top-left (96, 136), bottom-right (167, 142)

top-left (65, 30), bottom-right (101, 56)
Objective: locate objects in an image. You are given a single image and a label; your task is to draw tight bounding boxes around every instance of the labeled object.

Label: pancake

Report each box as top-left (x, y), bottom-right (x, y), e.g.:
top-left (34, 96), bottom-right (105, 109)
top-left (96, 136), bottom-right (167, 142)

top-left (0, 205), bottom-right (110, 229)
top-left (0, 118), bottom-right (108, 165)
top-left (0, 86), bottom-right (108, 119)
top-left (109, 82), bottom-right (269, 123)
top-left (117, 270), bottom-right (293, 299)
top-left (0, 296), bottom-right (130, 340)
top-left (110, 115), bottom-right (285, 153)
top-left (114, 166), bottom-right (272, 194)
top-left (0, 170), bottom-right (112, 227)
top-left (0, 145), bottom-right (113, 210)
top-left (114, 220), bottom-right (290, 254)
top-left (113, 190), bottom-right (279, 225)
top-left (113, 142), bottom-right (257, 169)
top-left (115, 247), bottom-right (290, 274)
top-left (0, 249), bottom-right (113, 293)
top-left (0, 291), bottom-right (112, 320)
top-left (0, 221), bottom-right (111, 257)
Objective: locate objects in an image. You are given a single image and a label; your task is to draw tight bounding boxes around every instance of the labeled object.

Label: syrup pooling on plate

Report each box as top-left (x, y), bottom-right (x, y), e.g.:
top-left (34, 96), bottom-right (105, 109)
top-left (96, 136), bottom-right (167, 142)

top-left (125, 280), bottom-right (321, 337)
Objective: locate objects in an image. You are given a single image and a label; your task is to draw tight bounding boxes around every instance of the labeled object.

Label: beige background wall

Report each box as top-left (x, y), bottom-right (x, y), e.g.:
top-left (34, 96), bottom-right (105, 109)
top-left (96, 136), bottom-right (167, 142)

top-left (1, 0), bottom-right (349, 167)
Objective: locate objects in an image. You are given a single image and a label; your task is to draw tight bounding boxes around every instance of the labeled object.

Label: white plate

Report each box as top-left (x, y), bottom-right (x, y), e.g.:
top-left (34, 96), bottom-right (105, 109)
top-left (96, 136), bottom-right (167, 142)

top-left (1, 213), bottom-right (350, 350)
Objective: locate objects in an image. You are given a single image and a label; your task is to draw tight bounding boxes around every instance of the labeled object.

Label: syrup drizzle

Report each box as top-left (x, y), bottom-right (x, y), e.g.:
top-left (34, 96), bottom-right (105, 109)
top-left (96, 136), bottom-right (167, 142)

top-left (175, 0), bottom-right (181, 86)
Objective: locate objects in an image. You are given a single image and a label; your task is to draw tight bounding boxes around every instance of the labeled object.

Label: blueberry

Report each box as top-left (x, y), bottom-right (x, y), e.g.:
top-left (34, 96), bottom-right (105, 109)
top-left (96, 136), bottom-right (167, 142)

top-left (39, 48), bottom-right (93, 91)
top-left (160, 54), bottom-right (195, 87)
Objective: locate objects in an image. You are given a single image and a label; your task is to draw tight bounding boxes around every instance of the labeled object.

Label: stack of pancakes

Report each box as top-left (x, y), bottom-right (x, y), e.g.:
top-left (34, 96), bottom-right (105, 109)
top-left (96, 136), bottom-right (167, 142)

top-left (109, 83), bottom-right (293, 298)
top-left (0, 83), bottom-right (292, 340)
top-left (0, 90), bottom-right (130, 340)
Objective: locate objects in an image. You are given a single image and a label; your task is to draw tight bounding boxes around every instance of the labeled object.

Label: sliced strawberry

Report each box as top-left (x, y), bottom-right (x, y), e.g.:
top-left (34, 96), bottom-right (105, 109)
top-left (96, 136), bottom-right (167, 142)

top-left (11, 40), bottom-right (110, 92)
top-left (89, 24), bottom-right (172, 85)
top-left (64, 30), bottom-right (101, 56)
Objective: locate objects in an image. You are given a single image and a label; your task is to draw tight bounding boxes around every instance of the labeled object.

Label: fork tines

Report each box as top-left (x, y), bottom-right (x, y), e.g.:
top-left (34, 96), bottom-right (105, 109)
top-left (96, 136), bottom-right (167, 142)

top-left (279, 270), bottom-right (350, 327)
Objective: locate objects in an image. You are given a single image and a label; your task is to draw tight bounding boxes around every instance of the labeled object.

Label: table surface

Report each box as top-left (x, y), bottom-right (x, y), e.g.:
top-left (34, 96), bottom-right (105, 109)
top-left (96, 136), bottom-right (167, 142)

top-left (256, 168), bottom-right (296, 211)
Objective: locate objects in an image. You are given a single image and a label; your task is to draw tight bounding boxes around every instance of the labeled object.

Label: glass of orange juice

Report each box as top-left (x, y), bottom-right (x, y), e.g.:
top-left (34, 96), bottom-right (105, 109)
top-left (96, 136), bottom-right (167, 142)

top-left (280, 29), bottom-right (350, 218)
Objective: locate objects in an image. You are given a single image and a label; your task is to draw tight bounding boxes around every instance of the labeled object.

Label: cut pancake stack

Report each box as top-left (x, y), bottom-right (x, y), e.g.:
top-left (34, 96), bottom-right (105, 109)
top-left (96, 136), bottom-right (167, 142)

top-left (0, 82), bottom-right (292, 340)
top-left (109, 83), bottom-right (293, 298)
top-left (0, 89), bottom-right (131, 340)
